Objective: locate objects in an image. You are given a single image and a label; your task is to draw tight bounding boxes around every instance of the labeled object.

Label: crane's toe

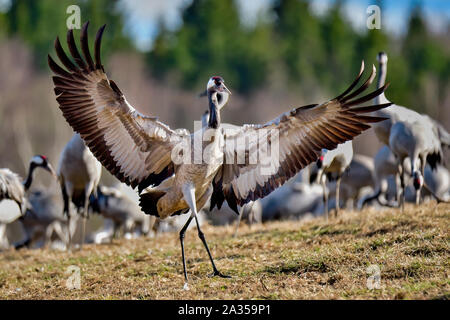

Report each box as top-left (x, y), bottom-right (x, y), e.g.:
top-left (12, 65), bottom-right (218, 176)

top-left (209, 270), bottom-right (231, 278)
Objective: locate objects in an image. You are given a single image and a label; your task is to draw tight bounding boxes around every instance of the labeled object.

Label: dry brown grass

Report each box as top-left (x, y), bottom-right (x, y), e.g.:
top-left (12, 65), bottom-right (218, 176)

top-left (0, 202), bottom-right (448, 300)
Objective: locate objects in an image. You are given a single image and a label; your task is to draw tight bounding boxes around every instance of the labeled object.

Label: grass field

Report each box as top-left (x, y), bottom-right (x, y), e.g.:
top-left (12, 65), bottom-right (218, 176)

top-left (0, 202), bottom-right (448, 300)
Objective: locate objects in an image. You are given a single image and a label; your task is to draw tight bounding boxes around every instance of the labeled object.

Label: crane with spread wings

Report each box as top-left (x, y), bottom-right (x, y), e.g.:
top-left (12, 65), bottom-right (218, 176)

top-left (48, 22), bottom-right (390, 287)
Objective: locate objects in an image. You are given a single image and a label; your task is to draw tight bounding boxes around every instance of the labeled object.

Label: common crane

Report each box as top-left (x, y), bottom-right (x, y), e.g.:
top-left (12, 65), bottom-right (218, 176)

top-left (48, 22), bottom-right (390, 286)
top-left (15, 188), bottom-right (77, 249)
top-left (310, 141), bottom-right (354, 218)
top-left (373, 52), bottom-right (449, 150)
top-left (389, 120), bottom-right (442, 208)
top-left (58, 133), bottom-right (102, 249)
top-left (327, 154), bottom-right (375, 210)
top-left (89, 185), bottom-right (153, 240)
top-left (0, 155), bottom-right (56, 215)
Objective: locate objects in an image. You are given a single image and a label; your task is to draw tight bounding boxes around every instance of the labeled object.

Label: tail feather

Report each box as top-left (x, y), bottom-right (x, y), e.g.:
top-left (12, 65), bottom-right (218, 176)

top-left (139, 191), bottom-right (165, 217)
top-left (426, 152), bottom-right (442, 170)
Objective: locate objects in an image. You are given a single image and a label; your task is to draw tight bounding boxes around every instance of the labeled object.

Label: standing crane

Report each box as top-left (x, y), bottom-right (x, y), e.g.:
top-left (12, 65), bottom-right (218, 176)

top-left (361, 145), bottom-right (403, 207)
top-left (58, 133), bottom-right (102, 249)
top-left (373, 52), bottom-right (448, 149)
top-left (0, 155), bottom-right (56, 215)
top-left (309, 141), bottom-right (353, 219)
top-left (48, 22), bottom-right (390, 287)
top-left (328, 154), bottom-right (375, 210)
top-left (389, 120), bottom-right (442, 208)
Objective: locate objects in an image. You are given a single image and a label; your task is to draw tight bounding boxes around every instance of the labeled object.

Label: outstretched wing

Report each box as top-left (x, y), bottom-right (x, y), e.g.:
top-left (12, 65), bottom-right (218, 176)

top-left (211, 62), bottom-right (391, 213)
top-left (49, 22), bottom-right (186, 191)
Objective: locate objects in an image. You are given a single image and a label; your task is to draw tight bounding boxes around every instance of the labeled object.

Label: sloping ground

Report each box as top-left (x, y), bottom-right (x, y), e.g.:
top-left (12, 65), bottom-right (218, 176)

top-left (0, 202), bottom-right (448, 300)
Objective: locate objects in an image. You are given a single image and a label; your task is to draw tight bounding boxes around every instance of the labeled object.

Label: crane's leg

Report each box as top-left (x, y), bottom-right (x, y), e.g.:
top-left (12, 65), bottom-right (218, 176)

top-left (415, 189), bottom-right (420, 205)
top-left (394, 172), bottom-right (402, 208)
top-left (321, 175), bottom-right (329, 221)
top-left (233, 205), bottom-right (245, 238)
top-left (53, 221), bottom-right (67, 246)
top-left (233, 201), bottom-right (255, 237)
top-left (0, 223), bottom-right (9, 249)
top-left (44, 223), bottom-right (54, 248)
top-left (0, 223), bottom-right (5, 248)
top-left (335, 175), bottom-right (341, 217)
top-left (152, 218), bottom-right (160, 238)
top-left (418, 155), bottom-right (426, 205)
top-left (80, 184), bottom-right (94, 249)
top-left (112, 222), bottom-right (120, 240)
top-left (182, 184), bottom-right (230, 281)
top-left (62, 182), bottom-right (74, 251)
top-left (248, 201), bottom-right (256, 229)
top-left (398, 164), bottom-right (405, 213)
top-left (179, 215), bottom-right (193, 289)
top-left (15, 221), bottom-right (32, 249)
top-left (80, 216), bottom-right (87, 249)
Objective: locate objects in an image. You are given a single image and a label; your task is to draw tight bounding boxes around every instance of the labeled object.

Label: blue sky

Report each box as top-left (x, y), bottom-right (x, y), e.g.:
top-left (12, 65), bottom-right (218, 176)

top-left (118, 0), bottom-right (450, 51)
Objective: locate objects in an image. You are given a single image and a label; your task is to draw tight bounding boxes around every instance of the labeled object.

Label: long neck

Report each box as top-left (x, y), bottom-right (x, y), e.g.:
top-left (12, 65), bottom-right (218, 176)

top-left (207, 92), bottom-right (220, 129)
top-left (375, 61), bottom-right (389, 104)
top-left (217, 92), bottom-right (229, 110)
top-left (23, 163), bottom-right (36, 190)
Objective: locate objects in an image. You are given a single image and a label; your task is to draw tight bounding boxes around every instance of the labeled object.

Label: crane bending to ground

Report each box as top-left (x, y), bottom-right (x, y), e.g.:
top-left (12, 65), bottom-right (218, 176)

top-left (0, 155), bottom-right (56, 215)
top-left (48, 22), bottom-right (390, 287)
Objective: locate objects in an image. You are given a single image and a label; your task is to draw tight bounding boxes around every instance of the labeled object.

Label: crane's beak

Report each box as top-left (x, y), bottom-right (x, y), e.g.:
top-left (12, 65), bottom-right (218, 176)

top-left (220, 83), bottom-right (231, 95)
top-left (46, 163), bottom-right (58, 178)
top-left (199, 85), bottom-right (231, 97)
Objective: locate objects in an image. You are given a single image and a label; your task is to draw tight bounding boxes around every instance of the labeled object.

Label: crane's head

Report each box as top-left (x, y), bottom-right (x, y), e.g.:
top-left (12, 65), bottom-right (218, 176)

top-left (207, 76), bottom-right (231, 95)
top-left (413, 171), bottom-right (423, 190)
top-left (316, 149), bottom-right (328, 169)
top-left (377, 52), bottom-right (388, 64)
top-left (30, 155), bottom-right (57, 177)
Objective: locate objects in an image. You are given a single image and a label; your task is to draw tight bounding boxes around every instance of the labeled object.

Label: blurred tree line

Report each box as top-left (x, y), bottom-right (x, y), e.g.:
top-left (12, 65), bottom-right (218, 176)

top-left (0, 0), bottom-right (448, 113)
top-left (148, 0), bottom-right (449, 115)
top-left (0, 0), bottom-right (132, 68)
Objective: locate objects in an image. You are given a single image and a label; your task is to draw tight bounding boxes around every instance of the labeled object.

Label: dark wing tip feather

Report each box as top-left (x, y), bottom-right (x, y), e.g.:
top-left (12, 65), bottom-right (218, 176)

top-left (333, 60), bottom-right (365, 101)
top-left (80, 21), bottom-right (95, 71)
top-left (341, 64), bottom-right (376, 103)
top-left (94, 24), bottom-right (106, 69)
top-left (54, 36), bottom-right (78, 72)
top-left (48, 54), bottom-right (73, 78)
top-left (109, 80), bottom-right (123, 96)
top-left (67, 28), bottom-right (88, 71)
top-left (345, 83), bottom-right (390, 107)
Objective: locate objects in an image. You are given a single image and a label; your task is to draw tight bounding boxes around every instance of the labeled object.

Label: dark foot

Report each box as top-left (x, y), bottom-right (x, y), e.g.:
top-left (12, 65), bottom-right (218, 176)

top-left (209, 270), bottom-right (231, 278)
top-left (14, 238), bottom-right (31, 250)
